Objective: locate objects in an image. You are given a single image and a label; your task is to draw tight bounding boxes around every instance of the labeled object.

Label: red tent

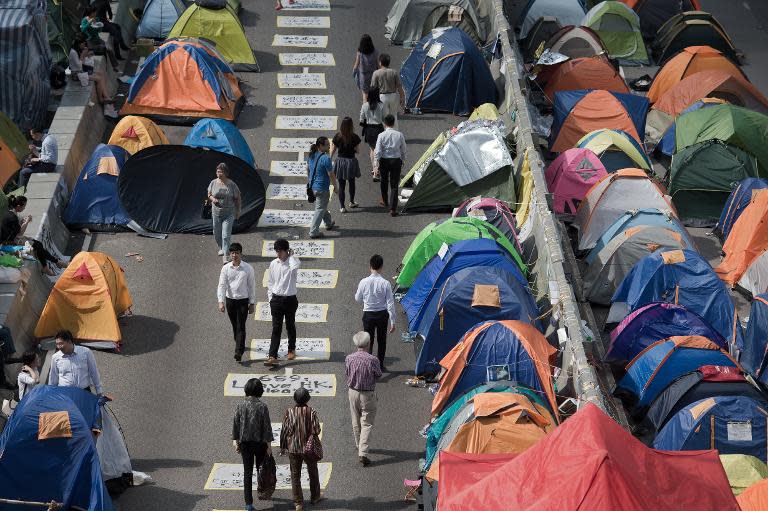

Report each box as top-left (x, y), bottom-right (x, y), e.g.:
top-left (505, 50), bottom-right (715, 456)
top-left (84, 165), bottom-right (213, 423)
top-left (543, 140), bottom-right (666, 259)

top-left (437, 403), bottom-right (739, 511)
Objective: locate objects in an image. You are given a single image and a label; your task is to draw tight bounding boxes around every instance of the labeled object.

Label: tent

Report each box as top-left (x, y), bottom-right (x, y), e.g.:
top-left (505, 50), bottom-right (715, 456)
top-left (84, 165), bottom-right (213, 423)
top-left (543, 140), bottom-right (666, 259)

top-left (646, 366), bottom-right (768, 432)
top-left (581, 1), bottom-right (649, 65)
top-left (716, 178), bottom-right (768, 241)
top-left (120, 38), bottom-right (245, 124)
top-left (184, 118), bottom-right (254, 167)
top-left (401, 28), bottom-right (496, 116)
top-left (401, 238), bottom-right (526, 332)
top-left (518, 0), bottom-right (586, 40)
top-left (385, 0), bottom-right (486, 47)
top-left (425, 392), bottom-right (554, 482)
top-left (414, 266), bottom-right (540, 376)
top-left (609, 249), bottom-right (741, 349)
top-left (167, 0), bottom-right (258, 71)
top-left (550, 89), bottom-right (649, 152)
top-left (436, 403), bottom-right (740, 511)
top-left (616, 336), bottom-right (739, 408)
top-left (397, 217), bottom-right (525, 288)
top-left (653, 11), bottom-right (738, 64)
top-left (618, 0), bottom-right (701, 38)
top-left (452, 197), bottom-right (522, 254)
top-left (544, 25), bottom-right (608, 59)
top-left (400, 121), bottom-right (513, 211)
top-left (536, 56), bottom-right (628, 102)
top-left (654, 98), bottom-right (725, 155)
top-left (118, 145), bottom-right (264, 234)
top-left (647, 46), bottom-right (746, 105)
top-left (0, 386), bottom-right (114, 511)
top-left (46, 0), bottom-right (87, 65)
top-left (739, 478), bottom-right (768, 511)
top-left (576, 128), bottom-right (651, 172)
top-left (607, 302), bottom-right (726, 363)
top-left (34, 252), bottom-right (133, 349)
top-left (63, 144), bottom-right (132, 231)
top-left (654, 396), bottom-right (768, 463)
top-left (0, 111), bottom-right (27, 187)
top-left (741, 294), bottom-right (768, 384)
top-left (545, 148), bottom-right (607, 216)
top-left (720, 455), bottom-right (768, 496)
top-left (136, 0), bottom-right (186, 39)
top-left (521, 16), bottom-right (562, 60)
top-left (430, 320), bottom-right (557, 420)
top-left (107, 116), bottom-right (170, 155)
top-left (573, 169), bottom-right (675, 251)
top-left (583, 226), bottom-right (689, 305)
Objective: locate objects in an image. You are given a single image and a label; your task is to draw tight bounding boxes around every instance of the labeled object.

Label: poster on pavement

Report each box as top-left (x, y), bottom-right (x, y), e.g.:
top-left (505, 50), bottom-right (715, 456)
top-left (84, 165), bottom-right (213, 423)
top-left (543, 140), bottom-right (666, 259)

top-left (224, 373), bottom-right (337, 397)
top-left (276, 16), bottom-right (330, 28)
top-left (269, 160), bottom-right (308, 177)
top-left (269, 137), bottom-right (315, 152)
top-left (266, 183), bottom-right (309, 200)
top-left (276, 95), bottom-right (336, 109)
top-left (278, 0), bottom-right (330, 11)
top-left (247, 338), bottom-right (331, 361)
top-left (254, 302), bottom-right (327, 322)
top-left (279, 53), bottom-right (335, 66)
top-left (261, 239), bottom-right (334, 258)
top-left (275, 115), bottom-right (337, 131)
top-left (205, 462), bottom-right (332, 490)
top-left (277, 73), bottom-right (326, 89)
top-left (272, 35), bottom-right (328, 47)
top-left (257, 209), bottom-right (314, 228)
top-left (261, 268), bottom-right (338, 288)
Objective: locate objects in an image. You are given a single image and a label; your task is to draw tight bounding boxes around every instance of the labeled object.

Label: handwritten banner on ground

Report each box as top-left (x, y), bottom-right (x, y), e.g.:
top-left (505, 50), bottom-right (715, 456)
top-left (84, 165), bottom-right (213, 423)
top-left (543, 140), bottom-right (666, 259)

top-left (277, 73), bottom-right (326, 89)
top-left (205, 462), bottom-right (332, 490)
top-left (270, 422), bottom-right (324, 446)
top-left (247, 338), bottom-right (331, 361)
top-left (269, 160), bottom-right (307, 177)
top-left (266, 183), bottom-right (309, 200)
top-left (254, 302), bottom-right (328, 322)
top-left (272, 34), bottom-right (328, 48)
top-left (257, 209), bottom-right (313, 228)
top-left (276, 94), bottom-right (335, 109)
top-left (224, 373), bottom-right (337, 397)
top-left (279, 53), bottom-right (335, 66)
top-left (279, 0), bottom-right (330, 11)
top-left (261, 268), bottom-right (338, 288)
top-left (269, 137), bottom-right (315, 153)
top-left (276, 16), bottom-right (330, 28)
top-left (276, 115), bottom-right (337, 131)
top-left (261, 239), bottom-right (334, 258)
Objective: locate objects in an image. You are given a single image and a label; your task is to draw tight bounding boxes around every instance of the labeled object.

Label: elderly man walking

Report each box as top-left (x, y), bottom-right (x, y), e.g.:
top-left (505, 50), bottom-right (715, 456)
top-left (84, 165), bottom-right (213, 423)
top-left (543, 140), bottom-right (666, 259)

top-left (345, 331), bottom-right (382, 466)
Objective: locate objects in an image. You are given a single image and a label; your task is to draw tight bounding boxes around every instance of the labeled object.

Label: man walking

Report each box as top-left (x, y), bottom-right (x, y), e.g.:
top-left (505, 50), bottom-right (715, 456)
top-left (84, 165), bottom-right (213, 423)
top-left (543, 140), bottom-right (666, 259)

top-left (370, 54), bottom-right (405, 127)
top-left (266, 239), bottom-right (301, 365)
top-left (20, 128), bottom-right (57, 189)
top-left (374, 115), bottom-right (407, 217)
top-left (48, 330), bottom-right (103, 394)
top-left (345, 331), bottom-right (382, 466)
top-left (354, 254), bottom-right (395, 370)
top-left (217, 242), bottom-right (256, 362)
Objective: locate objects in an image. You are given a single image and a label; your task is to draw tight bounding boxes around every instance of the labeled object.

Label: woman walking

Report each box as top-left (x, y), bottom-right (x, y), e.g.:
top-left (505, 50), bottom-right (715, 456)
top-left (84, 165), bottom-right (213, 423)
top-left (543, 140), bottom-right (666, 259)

top-left (280, 387), bottom-right (323, 511)
top-left (331, 117), bottom-right (362, 213)
top-left (307, 137), bottom-right (338, 239)
top-left (208, 162), bottom-right (241, 263)
top-left (232, 378), bottom-right (274, 511)
top-left (359, 87), bottom-right (386, 181)
top-left (352, 34), bottom-right (379, 101)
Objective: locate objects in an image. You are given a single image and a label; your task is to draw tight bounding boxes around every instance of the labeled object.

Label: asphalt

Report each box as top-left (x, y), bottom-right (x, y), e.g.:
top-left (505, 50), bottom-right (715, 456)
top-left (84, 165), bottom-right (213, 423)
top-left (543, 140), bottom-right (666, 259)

top-left (96, 1), bottom-right (458, 510)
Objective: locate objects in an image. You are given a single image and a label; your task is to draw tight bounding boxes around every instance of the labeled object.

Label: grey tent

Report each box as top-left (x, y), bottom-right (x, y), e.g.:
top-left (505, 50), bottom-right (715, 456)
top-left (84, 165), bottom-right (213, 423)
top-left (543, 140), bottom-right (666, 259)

top-left (0, 0), bottom-right (51, 131)
top-left (518, 0), bottom-right (586, 40)
top-left (385, 0), bottom-right (486, 47)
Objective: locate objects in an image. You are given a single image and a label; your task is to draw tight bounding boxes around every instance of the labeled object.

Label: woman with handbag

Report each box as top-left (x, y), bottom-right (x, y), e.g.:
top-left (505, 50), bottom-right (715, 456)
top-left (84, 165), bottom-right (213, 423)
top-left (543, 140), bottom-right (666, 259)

top-left (280, 387), bottom-right (323, 511)
top-left (208, 163), bottom-right (242, 263)
top-left (359, 87), bottom-right (386, 181)
top-left (307, 137), bottom-right (338, 239)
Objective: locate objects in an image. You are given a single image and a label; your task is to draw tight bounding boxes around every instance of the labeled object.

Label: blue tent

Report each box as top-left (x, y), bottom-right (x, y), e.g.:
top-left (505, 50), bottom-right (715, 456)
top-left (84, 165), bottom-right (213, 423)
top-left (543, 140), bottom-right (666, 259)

top-left (400, 27), bottom-right (496, 116)
top-left (414, 266), bottom-right (539, 375)
top-left (586, 208), bottom-right (692, 264)
top-left (616, 336), bottom-right (738, 407)
top-left (715, 178), bottom-right (768, 241)
top-left (654, 396), bottom-right (768, 463)
top-left (401, 238), bottom-right (526, 332)
top-left (183, 118), bottom-right (255, 167)
top-left (607, 302), bottom-right (726, 363)
top-left (657, 100), bottom-right (723, 156)
top-left (577, 129), bottom-right (652, 173)
top-left (63, 144), bottom-right (131, 230)
top-left (609, 249), bottom-right (742, 349)
top-left (742, 294), bottom-right (768, 384)
top-left (0, 386), bottom-right (113, 511)
top-left (136, 0), bottom-right (186, 39)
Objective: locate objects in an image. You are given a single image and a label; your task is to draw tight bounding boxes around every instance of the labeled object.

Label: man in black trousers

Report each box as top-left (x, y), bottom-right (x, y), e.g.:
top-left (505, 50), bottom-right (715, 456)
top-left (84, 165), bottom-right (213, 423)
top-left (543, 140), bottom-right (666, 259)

top-left (265, 239), bottom-right (301, 366)
top-left (217, 243), bottom-right (256, 362)
top-left (354, 254), bottom-right (396, 370)
top-left (374, 114), bottom-right (407, 217)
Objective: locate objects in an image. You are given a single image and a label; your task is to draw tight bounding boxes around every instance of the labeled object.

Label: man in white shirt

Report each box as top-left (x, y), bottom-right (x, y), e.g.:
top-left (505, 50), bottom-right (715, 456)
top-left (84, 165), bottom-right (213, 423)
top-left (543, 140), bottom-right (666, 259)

top-left (354, 254), bottom-right (395, 370)
top-left (48, 330), bottom-right (103, 394)
top-left (217, 242), bottom-right (256, 362)
top-left (374, 115), bottom-right (407, 217)
top-left (266, 238), bottom-right (301, 365)
top-left (20, 128), bottom-right (58, 189)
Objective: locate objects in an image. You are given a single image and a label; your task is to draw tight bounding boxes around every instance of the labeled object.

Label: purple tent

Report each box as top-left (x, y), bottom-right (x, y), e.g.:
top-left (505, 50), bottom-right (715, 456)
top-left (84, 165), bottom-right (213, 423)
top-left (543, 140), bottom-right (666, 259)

top-left (545, 148), bottom-right (607, 216)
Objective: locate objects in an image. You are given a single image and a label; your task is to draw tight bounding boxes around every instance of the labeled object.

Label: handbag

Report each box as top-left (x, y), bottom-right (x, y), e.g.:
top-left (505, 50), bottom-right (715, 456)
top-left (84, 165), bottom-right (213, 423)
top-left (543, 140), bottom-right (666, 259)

top-left (257, 453), bottom-right (277, 499)
top-left (201, 199), bottom-right (212, 220)
top-left (302, 408), bottom-right (323, 462)
top-left (306, 156), bottom-right (320, 203)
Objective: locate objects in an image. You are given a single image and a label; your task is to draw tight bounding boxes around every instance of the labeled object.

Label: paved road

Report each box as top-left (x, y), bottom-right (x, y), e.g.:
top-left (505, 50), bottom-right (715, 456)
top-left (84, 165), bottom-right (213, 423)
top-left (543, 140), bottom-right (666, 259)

top-left (97, 1), bottom-right (457, 510)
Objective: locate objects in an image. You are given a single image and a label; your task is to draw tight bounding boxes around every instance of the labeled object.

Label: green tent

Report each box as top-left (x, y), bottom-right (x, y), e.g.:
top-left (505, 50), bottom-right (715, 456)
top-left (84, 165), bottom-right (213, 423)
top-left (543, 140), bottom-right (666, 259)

top-left (0, 111), bottom-right (30, 164)
top-left (675, 104), bottom-right (768, 174)
top-left (47, 0), bottom-right (87, 66)
top-left (668, 140), bottom-right (760, 225)
top-left (720, 454), bottom-right (768, 495)
top-left (168, 2), bottom-right (258, 71)
top-left (397, 217), bottom-right (527, 287)
top-left (581, 1), bottom-right (648, 65)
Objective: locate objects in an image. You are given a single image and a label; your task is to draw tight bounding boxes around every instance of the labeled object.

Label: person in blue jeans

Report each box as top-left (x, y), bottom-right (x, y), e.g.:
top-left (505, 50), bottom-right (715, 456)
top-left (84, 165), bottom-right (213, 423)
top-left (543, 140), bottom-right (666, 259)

top-left (208, 163), bottom-right (242, 263)
top-left (307, 137), bottom-right (339, 239)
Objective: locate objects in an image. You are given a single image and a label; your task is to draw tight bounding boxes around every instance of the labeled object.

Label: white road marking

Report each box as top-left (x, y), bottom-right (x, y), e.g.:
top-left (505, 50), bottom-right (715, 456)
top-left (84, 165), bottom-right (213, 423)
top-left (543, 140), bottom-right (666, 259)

top-left (279, 53), bottom-right (335, 66)
top-left (275, 115), bottom-right (337, 130)
top-left (272, 34), bottom-right (328, 48)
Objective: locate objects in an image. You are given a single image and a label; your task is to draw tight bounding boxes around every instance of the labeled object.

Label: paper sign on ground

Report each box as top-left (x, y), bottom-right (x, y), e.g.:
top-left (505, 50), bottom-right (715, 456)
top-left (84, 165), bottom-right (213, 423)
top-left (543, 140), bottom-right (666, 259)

top-left (277, 73), bottom-right (326, 89)
top-left (247, 338), bottom-right (330, 361)
top-left (261, 239), bottom-right (334, 258)
top-left (269, 137), bottom-right (315, 153)
top-left (224, 373), bottom-right (337, 397)
top-left (269, 160), bottom-right (308, 177)
top-left (278, 0), bottom-right (330, 11)
top-left (257, 209), bottom-right (314, 228)
top-left (261, 268), bottom-right (338, 288)
top-left (205, 462), bottom-right (332, 490)
top-left (277, 16), bottom-right (330, 28)
top-left (266, 183), bottom-right (309, 200)
top-left (276, 115), bottom-right (337, 131)
top-left (270, 422), bottom-right (324, 446)
top-left (276, 94), bottom-right (335, 109)
top-left (279, 53), bottom-right (335, 66)
top-left (254, 302), bottom-right (328, 322)
top-left (272, 35), bottom-right (328, 48)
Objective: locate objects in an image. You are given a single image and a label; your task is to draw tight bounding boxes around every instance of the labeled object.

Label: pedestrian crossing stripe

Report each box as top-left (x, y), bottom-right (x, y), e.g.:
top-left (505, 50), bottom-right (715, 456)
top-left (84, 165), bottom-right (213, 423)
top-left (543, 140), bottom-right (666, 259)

top-left (272, 34), bottom-right (328, 48)
top-left (246, 338), bottom-right (331, 361)
top-left (261, 239), bottom-right (334, 258)
top-left (277, 73), bottom-right (325, 89)
top-left (279, 53), bottom-right (335, 66)
top-left (276, 94), bottom-right (336, 109)
top-left (205, 462), bottom-right (332, 490)
top-left (257, 209), bottom-right (314, 228)
top-left (276, 15), bottom-right (330, 28)
top-left (275, 115), bottom-right (337, 131)
top-left (254, 302), bottom-right (328, 322)
top-left (261, 268), bottom-right (338, 288)
top-left (224, 373), bottom-right (337, 397)
top-left (269, 161), bottom-right (308, 177)
top-left (266, 183), bottom-right (310, 200)
top-left (269, 137), bottom-right (315, 153)
top-left (270, 422), bottom-right (323, 446)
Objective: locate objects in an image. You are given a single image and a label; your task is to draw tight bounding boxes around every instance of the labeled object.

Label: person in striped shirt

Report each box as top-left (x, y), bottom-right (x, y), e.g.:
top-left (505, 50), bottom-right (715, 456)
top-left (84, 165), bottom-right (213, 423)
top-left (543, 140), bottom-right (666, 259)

top-left (345, 331), bottom-right (382, 466)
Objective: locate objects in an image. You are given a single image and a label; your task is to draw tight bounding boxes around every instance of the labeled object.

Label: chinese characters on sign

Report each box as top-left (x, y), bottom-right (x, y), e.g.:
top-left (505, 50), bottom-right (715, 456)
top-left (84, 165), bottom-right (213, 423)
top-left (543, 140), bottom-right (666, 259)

top-left (254, 302), bottom-right (328, 322)
top-left (277, 73), bottom-right (326, 89)
top-left (256, 209), bottom-right (314, 228)
top-left (276, 95), bottom-right (336, 109)
top-left (272, 35), bottom-right (328, 48)
top-left (224, 373), bottom-right (337, 397)
top-left (260, 239), bottom-right (334, 258)
top-left (279, 53), bottom-right (335, 66)
top-left (205, 462), bottom-right (332, 490)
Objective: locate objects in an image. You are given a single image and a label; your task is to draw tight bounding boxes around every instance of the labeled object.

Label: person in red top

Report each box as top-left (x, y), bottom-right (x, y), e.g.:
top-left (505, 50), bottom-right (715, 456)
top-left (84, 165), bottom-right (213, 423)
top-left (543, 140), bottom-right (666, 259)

top-left (345, 331), bottom-right (382, 466)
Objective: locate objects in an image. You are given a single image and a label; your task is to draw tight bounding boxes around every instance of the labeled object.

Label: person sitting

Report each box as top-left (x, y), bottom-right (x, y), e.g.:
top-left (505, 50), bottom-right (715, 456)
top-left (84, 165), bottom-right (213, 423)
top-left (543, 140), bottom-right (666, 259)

top-left (16, 350), bottom-right (39, 400)
top-left (19, 128), bottom-right (58, 189)
top-left (68, 38), bottom-right (118, 118)
top-left (80, 5), bottom-right (120, 68)
top-left (90, 0), bottom-right (130, 56)
top-left (0, 196), bottom-right (67, 276)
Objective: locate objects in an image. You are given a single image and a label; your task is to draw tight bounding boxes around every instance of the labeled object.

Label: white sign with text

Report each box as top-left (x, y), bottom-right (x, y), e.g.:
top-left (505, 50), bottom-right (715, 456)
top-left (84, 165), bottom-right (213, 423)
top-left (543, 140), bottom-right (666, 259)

top-left (205, 462), bottom-right (332, 490)
top-left (266, 183), bottom-right (309, 201)
top-left (224, 373), bottom-right (337, 397)
top-left (276, 94), bottom-right (336, 109)
top-left (276, 115), bottom-right (337, 131)
top-left (256, 209), bottom-right (314, 228)
top-left (279, 53), bottom-right (335, 66)
top-left (269, 138), bottom-right (315, 153)
top-left (277, 16), bottom-right (330, 28)
top-left (260, 239), bottom-right (334, 258)
top-left (272, 35), bottom-right (328, 48)
top-left (279, 0), bottom-right (330, 11)
top-left (247, 338), bottom-right (331, 361)
top-left (277, 73), bottom-right (326, 89)
top-left (261, 268), bottom-right (338, 288)
top-left (254, 302), bottom-right (328, 322)
top-left (269, 160), bottom-right (308, 177)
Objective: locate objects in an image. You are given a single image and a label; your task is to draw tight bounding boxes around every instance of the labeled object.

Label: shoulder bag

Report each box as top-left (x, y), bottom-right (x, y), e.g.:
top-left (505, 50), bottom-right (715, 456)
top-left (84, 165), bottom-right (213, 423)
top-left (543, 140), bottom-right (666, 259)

top-left (307, 156), bottom-right (320, 203)
top-left (302, 408), bottom-right (323, 461)
top-left (201, 198), bottom-right (212, 220)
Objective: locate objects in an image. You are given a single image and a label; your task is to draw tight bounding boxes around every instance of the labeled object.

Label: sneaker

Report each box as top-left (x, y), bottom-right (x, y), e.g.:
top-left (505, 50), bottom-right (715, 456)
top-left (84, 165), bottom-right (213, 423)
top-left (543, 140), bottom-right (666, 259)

top-left (295, 505), bottom-right (303, 511)
top-left (325, 221), bottom-right (336, 230)
top-left (287, 351), bottom-right (296, 360)
top-left (234, 353), bottom-right (242, 362)
top-left (311, 493), bottom-right (325, 504)
top-left (103, 104), bottom-right (118, 119)
top-left (349, 202), bottom-right (359, 208)
top-left (217, 249), bottom-right (224, 256)
top-left (309, 232), bottom-right (324, 239)
top-left (264, 357), bottom-right (279, 366)
top-left (359, 456), bottom-right (370, 466)
top-left (340, 207), bottom-right (346, 213)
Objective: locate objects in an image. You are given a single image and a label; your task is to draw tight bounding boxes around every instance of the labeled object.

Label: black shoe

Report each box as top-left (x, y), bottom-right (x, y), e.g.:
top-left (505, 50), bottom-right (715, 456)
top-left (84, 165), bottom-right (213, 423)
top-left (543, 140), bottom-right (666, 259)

top-left (359, 456), bottom-right (370, 466)
top-left (234, 353), bottom-right (242, 362)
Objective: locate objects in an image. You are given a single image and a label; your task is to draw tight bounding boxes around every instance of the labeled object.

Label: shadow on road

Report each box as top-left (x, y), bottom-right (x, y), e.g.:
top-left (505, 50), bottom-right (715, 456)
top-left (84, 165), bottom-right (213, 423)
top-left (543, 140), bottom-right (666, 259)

top-left (130, 458), bottom-right (204, 470)
top-left (119, 316), bottom-right (180, 355)
top-left (112, 485), bottom-right (206, 511)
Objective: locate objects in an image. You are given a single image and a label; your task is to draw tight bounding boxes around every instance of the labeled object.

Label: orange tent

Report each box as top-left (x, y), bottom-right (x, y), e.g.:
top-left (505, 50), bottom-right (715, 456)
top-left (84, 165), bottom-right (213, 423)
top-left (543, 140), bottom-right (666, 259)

top-left (648, 46), bottom-right (745, 104)
top-left (537, 56), bottom-right (629, 101)
top-left (737, 478), bottom-right (768, 511)
top-left (34, 252), bottom-right (132, 350)
top-left (425, 392), bottom-right (554, 482)
top-left (716, 190), bottom-right (768, 287)
top-left (107, 116), bottom-right (169, 154)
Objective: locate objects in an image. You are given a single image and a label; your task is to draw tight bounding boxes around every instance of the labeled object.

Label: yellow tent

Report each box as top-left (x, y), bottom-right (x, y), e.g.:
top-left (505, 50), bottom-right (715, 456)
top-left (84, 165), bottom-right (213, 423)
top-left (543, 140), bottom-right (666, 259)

top-left (107, 116), bottom-right (169, 155)
top-left (35, 252), bottom-right (132, 350)
top-left (720, 454), bottom-right (768, 495)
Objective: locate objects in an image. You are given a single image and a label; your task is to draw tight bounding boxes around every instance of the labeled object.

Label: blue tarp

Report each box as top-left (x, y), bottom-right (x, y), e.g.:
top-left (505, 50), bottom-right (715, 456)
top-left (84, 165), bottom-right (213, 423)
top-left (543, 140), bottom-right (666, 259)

top-left (184, 118), bottom-right (255, 166)
top-left (63, 144), bottom-right (131, 229)
top-left (136, 0), bottom-right (185, 39)
top-left (415, 266), bottom-right (539, 375)
top-left (0, 386), bottom-right (113, 511)
top-left (401, 238), bottom-right (525, 332)
top-left (716, 178), bottom-right (768, 241)
top-left (658, 100), bottom-right (722, 156)
top-left (742, 294), bottom-right (768, 384)
top-left (400, 27), bottom-right (496, 116)
top-left (654, 396), bottom-right (768, 463)
top-left (577, 129), bottom-right (652, 173)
